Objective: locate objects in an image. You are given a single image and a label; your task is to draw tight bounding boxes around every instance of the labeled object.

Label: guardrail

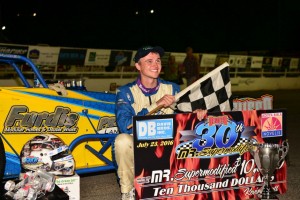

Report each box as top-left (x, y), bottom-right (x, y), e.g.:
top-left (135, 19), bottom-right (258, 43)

top-left (1, 66), bottom-right (299, 79)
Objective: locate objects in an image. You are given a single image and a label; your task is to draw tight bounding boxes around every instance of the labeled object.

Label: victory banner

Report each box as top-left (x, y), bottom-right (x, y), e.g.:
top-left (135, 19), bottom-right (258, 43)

top-left (133, 109), bottom-right (287, 199)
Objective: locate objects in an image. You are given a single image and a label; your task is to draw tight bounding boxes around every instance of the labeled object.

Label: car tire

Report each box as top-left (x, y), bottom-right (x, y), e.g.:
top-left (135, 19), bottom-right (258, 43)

top-left (0, 136), bottom-right (5, 181)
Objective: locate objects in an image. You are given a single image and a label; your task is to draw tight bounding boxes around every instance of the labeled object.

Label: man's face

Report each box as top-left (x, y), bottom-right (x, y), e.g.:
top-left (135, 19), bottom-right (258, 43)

top-left (136, 52), bottom-right (162, 79)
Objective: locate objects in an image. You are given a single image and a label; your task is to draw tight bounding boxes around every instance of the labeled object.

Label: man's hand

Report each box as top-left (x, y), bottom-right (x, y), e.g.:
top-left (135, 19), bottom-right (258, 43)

top-left (193, 109), bottom-right (207, 121)
top-left (156, 95), bottom-right (176, 108)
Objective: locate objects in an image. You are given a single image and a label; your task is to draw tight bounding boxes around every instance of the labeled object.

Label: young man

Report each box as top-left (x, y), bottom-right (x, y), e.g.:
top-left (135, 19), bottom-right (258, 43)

top-left (114, 46), bottom-right (206, 200)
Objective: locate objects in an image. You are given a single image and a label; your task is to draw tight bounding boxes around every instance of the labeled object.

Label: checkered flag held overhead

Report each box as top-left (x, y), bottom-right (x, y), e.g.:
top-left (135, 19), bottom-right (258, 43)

top-left (175, 62), bottom-right (232, 113)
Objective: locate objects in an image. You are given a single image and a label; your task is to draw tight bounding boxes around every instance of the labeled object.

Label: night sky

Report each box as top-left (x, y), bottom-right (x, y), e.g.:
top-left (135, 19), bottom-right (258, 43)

top-left (1, 0), bottom-right (300, 53)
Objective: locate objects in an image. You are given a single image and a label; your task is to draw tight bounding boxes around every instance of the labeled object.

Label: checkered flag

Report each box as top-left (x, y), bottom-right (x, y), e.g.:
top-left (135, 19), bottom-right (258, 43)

top-left (175, 62), bottom-right (232, 113)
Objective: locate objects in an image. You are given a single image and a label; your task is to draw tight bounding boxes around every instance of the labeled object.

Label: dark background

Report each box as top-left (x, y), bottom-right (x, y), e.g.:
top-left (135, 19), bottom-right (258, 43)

top-left (0, 0), bottom-right (299, 54)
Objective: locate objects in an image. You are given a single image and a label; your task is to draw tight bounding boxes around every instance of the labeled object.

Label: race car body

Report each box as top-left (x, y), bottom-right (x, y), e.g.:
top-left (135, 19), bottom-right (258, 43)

top-left (0, 54), bottom-right (118, 179)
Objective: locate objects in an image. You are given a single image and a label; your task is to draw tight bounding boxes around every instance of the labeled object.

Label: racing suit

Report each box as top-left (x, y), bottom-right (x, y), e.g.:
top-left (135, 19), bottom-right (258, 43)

top-left (114, 78), bottom-right (180, 193)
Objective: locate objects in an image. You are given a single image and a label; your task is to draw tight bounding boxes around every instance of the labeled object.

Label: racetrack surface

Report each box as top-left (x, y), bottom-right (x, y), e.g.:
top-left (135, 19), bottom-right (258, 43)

top-left (74, 89), bottom-right (300, 199)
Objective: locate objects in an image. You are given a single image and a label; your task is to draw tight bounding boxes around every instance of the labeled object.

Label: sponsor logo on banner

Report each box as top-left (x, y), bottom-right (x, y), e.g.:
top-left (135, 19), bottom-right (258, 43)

top-left (28, 46), bottom-right (60, 66)
top-left (272, 57), bottom-right (283, 67)
top-left (200, 54), bottom-right (217, 67)
top-left (251, 56), bottom-right (263, 68)
top-left (28, 49), bottom-right (40, 59)
top-left (261, 112), bottom-right (283, 138)
top-left (58, 48), bottom-right (87, 65)
top-left (88, 52), bottom-right (96, 61)
top-left (0, 45), bottom-right (28, 56)
top-left (3, 106), bottom-right (79, 134)
top-left (290, 58), bottom-right (299, 69)
top-left (84, 49), bottom-right (111, 66)
top-left (136, 118), bottom-right (173, 140)
top-left (108, 50), bottom-right (133, 67)
top-left (228, 55), bottom-right (247, 68)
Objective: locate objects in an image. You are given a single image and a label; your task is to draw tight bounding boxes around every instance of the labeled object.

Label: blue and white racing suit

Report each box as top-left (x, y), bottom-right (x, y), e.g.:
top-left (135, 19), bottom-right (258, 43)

top-left (114, 78), bottom-right (180, 193)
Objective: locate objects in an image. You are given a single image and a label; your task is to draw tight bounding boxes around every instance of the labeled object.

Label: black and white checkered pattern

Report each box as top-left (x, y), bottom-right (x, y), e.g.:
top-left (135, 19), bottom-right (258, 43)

top-left (199, 139), bottom-right (207, 146)
top-left (175, 62), bottom-right (233, 113)
top-left (179, 142), bottom-right (193, 150)
top-left (177, 140), bottom-right (206, 151)
top-left (236, 138), bottom-right (250, 146)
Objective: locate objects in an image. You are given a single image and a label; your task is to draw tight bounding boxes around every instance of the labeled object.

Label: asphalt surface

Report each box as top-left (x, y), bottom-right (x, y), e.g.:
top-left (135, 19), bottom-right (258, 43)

top-left (77, 89), bottom-right (300, 199)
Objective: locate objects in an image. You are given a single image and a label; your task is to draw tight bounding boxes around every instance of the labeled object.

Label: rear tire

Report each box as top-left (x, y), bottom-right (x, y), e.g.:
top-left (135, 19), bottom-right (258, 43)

top-left (0, 136), bottom-right (5, 181)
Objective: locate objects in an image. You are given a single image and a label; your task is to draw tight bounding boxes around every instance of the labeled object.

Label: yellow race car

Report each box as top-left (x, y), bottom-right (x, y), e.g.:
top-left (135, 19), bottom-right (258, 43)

top-left (0, 54), bottom-right (118, 180)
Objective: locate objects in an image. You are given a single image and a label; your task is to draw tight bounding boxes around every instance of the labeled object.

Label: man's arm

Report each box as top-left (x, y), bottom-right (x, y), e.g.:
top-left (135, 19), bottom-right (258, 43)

top-left (115, 89), bottom-right (136, 134)
top-left (115, 88), bottom-right (154, 133)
